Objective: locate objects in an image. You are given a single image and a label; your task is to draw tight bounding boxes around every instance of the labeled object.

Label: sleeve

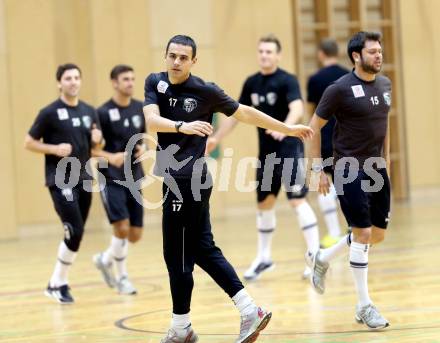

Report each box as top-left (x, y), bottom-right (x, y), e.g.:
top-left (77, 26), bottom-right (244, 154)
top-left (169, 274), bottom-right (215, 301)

top-left (91, 108), bottom-right (101, 130)
top-left (28, 110), bottom-right (49, 139)
top-left (315, 83), bottom-right (341, 120)
top-left (238, 78), bottom-right (252, 106)
top-left (285, 74), bottom-right (302, 103)
top-left (209, 83), bottom-right (240, 117)
top-left (143, 73), bottom-right (158, 106)
top-left (97, 107), bottom-right (109, 132)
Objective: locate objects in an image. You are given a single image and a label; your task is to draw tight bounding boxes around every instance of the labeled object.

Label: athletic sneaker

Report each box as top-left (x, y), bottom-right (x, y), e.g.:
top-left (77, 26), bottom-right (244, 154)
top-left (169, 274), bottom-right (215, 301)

top-left (305, 250), bottom-right (329, 294)
top-left (160, 325), bottom-right (199, 343)
top-left (93, 252), bottom-right (116, 288)
top-left (355, 303), bottom-right (390, 330)
top-left (243, 259), bottom-right (275, 281)
top-left (236, 306), bottom-right (272, 343)
top-left (320, 234), bottom-right (340, 248)
top-left (117, 276), bottom-right (137, 295)
top-left (45, 284), bottom-right (74, 304)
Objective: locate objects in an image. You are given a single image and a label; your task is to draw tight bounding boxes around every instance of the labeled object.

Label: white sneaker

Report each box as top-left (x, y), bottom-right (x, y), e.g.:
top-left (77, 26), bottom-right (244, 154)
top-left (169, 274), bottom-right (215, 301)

top-left (161, 325), bottom-right (199, 343)
top-left (305, 250), bottom-right (329, 294)
top-left (302, 265), bottom-right (312, 280)
top-left (243, 259), bottom-right (275, 281)
top-left (236, 306), bottom-right (272, 343)
top-left (117, 276), bottom-right (137, 295)
top-left (355, 303), bottom-right (389, 330)
top-left (93, 253), bottom-right (116, 288)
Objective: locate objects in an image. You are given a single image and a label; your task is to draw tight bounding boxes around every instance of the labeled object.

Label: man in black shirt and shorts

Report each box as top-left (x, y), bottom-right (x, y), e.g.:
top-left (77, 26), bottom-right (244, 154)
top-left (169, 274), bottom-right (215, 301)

top-left (143, 35), bottom-right (313, 343)
top-left (24, 64), bottom-right (103, 304)
top-left (92, 65), bottom-right (146, 295)
top-left (208, 35), bottom-right (321, 280)
top-left (307, 38), bottom-right (349, 248)
top-left (308, 32), bottom-right (391, 330)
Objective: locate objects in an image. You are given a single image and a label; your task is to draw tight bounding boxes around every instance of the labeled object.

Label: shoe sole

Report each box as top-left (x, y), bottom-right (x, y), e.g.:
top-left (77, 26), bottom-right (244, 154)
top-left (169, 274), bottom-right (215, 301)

top-left (44, 290), bottom-right (74, 305)
top-left (243, 264), bottom-right (276, 281)
top-left (355, 316), bottom-right (390, 331)
top-left (240, 312), bottom-right (272, 343)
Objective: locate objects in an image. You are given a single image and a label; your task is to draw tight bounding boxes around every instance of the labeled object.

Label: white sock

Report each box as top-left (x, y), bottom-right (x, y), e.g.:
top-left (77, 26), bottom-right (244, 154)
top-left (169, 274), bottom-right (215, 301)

top-left (104, 236), bottom-right (128, 281)
top-left (256, 209), bottom-right (276, 262)
top-left (232, 289), bottom-right (257, 316)
top-left (172, 312), bottom-right (191, 334)
top-left (319, 233), bottom-right (352, 263)
top-left (318, 184), bottom-right (341, 237)
top-left (50, 241), bottom-right (77, 287)
top-left (350, 241), bottom-right (372, 307)
top-left (295, 202), bottom-right (320, 254)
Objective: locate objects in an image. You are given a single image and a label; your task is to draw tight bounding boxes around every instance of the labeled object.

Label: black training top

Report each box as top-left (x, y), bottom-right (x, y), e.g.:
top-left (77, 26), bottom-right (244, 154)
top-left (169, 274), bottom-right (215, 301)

top-left (307, 64), bottom-right (349, 157)
top-left (97, 98), bottom-right (145, 182)
top-left (28, 98), bottom-right (98, 187)
top-left (239, 68), bottom-right (302, 156)
top-left (315, 71), bottom-right (392, 168)
top-left (144, 72), bottom-right (239, 179)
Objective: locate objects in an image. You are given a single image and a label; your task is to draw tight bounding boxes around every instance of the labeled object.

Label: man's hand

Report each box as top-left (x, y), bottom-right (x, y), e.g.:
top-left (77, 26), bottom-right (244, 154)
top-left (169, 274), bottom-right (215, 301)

top-left (265, 129), bottom-right (286, 141)
top-left (318, 171), bottom-right (330, 195)
top-left (53, 143), bottom-right (72, 157)
top-left (286, 124), bottom-right (314, 140)
top-left (109, 152), bottom-right (126, 168)
top-left (134, 144), bottom-right (147, 159)
top-left (91, 124), bottom-right (103, 145)
top-left (205, 137), bottom-right (219, 155)
top-left (180, 121), bottom-right (213, 137)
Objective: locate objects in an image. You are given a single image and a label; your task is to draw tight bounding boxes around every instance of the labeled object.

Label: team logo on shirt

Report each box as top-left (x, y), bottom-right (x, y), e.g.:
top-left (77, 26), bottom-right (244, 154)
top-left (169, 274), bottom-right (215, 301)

top-left (383, 92), bottom-right (391, 106)
top-left (82, 115), bottom-right (92, 129)
top-left (109, 108), bottom-right (121, 121)
top-left (157, 80), bottom-right (169, 94)
top-left (266, 92), bottom-right (277, 106)
top-left (124, 118), bottom-right (130, 127)
top-left (183, 98), bottom-right (197, 113)
top-left (132, 115), bottom-right (142, 129)
top-left (251, 93), bottom-right (259, 106)
top-left (57, 108), bottom-right (69, 120)
top-left (72, 117), bottom-right (81, 127)
top-left (351, 85), bottom-right (365, 98)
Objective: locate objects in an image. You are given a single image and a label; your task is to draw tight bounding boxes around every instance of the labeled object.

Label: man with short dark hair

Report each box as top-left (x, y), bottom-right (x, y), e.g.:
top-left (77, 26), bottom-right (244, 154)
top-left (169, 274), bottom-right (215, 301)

top-left (92, 64), bottom-right (146, 295)
top-left (307, 38), bottom-right (349, 248)
top-left (24, 63), bottom-right (103, 304)
top-left (144, 34), bottom-right (313, 343)
top-left (308, 31), bottom-right (391, 330)
top-left (208, 34), bottom-right (321, 281)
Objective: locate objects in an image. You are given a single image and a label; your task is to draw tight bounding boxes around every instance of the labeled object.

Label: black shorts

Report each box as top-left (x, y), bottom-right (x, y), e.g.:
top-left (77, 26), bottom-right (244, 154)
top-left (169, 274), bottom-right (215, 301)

top-left (322, 150), bottom-right (334, 179)
top-left (256, 137), bottom-right (308, 203)
top-left (334, 168), bottom-right (390, 229)
top-left (49, 185), bottom-right (92, 227)
top-left (101, 182), bottom-right (144, 227)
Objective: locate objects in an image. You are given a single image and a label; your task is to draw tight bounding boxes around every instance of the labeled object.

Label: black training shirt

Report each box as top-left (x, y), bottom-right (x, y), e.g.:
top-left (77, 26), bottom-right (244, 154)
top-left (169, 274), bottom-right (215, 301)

top-left (144, 72), bottom-right (239, 179)
top-left (97, 99), bottom-right (145, 182)
top-left (28, 98), bottom-right (98, 187)
top-left (315, 71), bottom-right (392, 168)
top-left (307, 64), bottom-right (349, 157)
top-left (239, 68), bottom-right (302, 156)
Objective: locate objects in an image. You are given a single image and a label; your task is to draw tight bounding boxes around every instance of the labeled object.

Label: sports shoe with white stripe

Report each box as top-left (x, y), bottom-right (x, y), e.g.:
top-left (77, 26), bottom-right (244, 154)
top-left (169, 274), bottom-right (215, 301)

top-left (355, 303), bottom-right (389, 330)
top-left (160, 325), bottom-right (199, 343)
top-left (305, 250), bottom-right (329, 294)
top-left (235, 306), bottom-right (272, 343)
top-left (45, 284), bottom-right (74, 304)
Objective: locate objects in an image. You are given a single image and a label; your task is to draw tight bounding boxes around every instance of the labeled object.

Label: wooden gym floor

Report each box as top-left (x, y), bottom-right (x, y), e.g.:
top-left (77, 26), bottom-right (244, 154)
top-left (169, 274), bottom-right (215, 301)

top-left (1, 191), bottom-right (440, 343)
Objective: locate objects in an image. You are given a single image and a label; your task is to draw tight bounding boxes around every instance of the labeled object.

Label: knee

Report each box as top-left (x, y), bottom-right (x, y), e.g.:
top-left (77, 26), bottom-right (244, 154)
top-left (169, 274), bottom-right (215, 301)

top-left (353, 228), bottom-right (372, 244)
top-left (128, 227), bottom-right (143, 243)
top-left (113, 220), bottom-right (130, 238)
top-left (63, 222), bottom-right (83, 252)
top-left (370, 230), bottom-right (386, 244)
